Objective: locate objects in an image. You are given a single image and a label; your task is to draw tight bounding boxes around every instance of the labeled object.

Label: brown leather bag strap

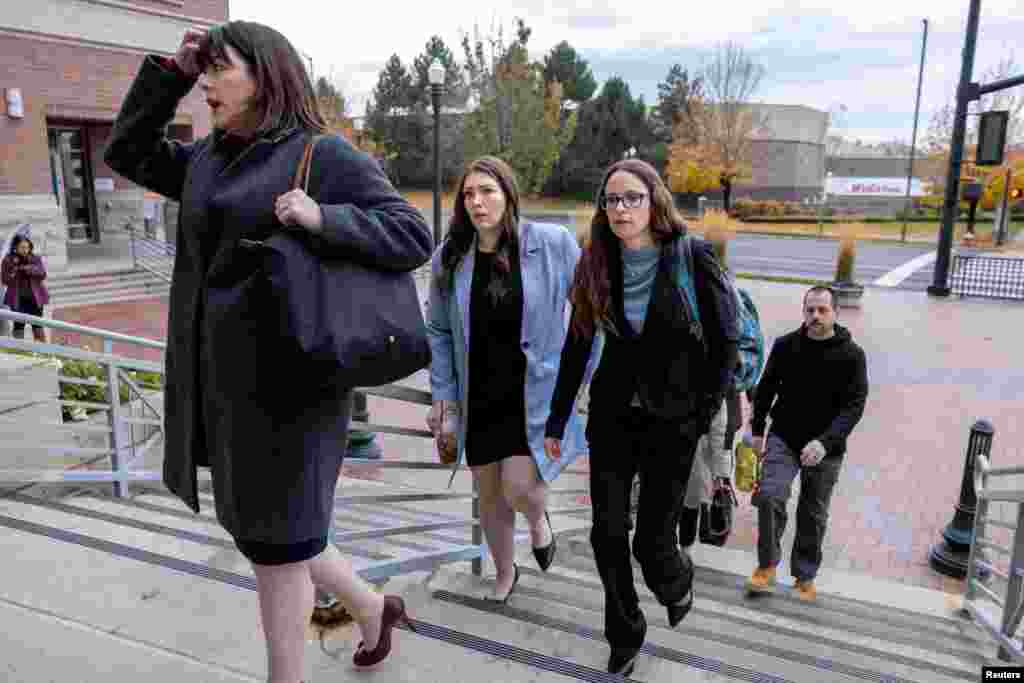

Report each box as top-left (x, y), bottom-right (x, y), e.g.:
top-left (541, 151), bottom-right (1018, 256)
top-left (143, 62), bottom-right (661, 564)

top-left (291, 134), bottom-right (324, 193)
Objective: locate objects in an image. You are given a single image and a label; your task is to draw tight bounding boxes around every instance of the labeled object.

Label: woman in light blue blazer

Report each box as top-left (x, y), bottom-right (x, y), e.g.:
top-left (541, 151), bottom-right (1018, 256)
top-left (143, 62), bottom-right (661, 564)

top-left (426, 156), bottom-right (587, 603)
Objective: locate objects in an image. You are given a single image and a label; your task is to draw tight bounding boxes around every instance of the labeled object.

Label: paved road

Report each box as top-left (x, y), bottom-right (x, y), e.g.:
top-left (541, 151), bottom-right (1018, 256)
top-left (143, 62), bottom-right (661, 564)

top-left (726, 234), bottom-right (936, 290)
top-left (427, 219), bottom-right (939, 291)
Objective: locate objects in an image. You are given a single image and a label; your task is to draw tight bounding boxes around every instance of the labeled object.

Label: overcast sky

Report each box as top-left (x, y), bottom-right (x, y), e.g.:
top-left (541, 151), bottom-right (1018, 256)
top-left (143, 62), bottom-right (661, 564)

top-left (231, 0), bottom-right (1024, 144)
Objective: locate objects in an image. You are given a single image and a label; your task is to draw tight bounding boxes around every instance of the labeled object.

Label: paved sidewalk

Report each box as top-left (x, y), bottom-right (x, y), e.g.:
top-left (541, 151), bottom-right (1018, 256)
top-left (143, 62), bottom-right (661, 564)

top-left (46, 279), bottom-right (1024, 593)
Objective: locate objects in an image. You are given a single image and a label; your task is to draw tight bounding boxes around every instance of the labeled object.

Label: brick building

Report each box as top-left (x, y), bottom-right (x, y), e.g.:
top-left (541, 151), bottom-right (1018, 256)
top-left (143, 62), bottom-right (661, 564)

top-left (1, 0), bottom-right (228, 271)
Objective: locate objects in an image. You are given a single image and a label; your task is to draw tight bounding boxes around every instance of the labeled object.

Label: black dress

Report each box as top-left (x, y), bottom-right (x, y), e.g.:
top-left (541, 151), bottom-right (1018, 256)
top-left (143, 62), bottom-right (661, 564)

top-left (465, 247), bottom-right (530, 465)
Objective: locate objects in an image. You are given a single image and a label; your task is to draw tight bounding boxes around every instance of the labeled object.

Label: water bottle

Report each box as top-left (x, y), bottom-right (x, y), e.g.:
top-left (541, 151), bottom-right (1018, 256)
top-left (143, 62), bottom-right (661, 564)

top-left (734, 428), bottom-right (758, 493)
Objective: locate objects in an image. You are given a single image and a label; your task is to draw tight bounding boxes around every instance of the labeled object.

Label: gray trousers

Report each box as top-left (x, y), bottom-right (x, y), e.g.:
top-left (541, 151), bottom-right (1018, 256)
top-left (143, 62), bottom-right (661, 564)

top-left (751, 434), bottom-right (841, 581)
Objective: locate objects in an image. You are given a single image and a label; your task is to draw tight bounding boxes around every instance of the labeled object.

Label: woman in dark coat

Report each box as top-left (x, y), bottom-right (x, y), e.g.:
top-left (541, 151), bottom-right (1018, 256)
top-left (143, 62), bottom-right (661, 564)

top-left (1, 235), bottom-right (50, 342)
top-left (104, 22), bottom-right (432, 681)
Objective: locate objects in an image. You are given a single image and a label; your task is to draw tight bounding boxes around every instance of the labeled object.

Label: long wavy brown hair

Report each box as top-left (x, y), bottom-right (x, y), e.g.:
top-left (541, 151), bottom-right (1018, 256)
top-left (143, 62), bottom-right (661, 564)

top-left (435, 156), bottom-right (521, 298)
top-left (197, 21), bottom-right (327, 136)
top-left (570, 158), bottom-right (687, 339)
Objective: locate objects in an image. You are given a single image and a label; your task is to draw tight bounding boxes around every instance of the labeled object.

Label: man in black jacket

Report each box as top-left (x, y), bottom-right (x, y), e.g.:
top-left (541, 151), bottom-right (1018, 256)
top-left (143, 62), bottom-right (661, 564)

top-left (748, 286), bottom-right (868, 600)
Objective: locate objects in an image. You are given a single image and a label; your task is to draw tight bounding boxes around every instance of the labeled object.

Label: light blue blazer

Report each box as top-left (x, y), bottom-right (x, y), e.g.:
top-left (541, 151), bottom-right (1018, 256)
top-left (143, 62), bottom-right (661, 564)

top-left (426, 221), bottom-right (591, 483)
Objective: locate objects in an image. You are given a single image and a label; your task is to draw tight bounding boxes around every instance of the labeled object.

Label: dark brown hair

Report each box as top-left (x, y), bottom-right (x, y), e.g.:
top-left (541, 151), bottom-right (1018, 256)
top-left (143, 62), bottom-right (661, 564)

top-left (435, 156), bottom-right (521, 298)
top-left (570, 158), bottom-right (687, 338)
top-left (10, 235), bottom-right (33, 256)
top-left (197, 21), bottom-right (327, 136)
top-left (804, 285), bottom-right (839, 311)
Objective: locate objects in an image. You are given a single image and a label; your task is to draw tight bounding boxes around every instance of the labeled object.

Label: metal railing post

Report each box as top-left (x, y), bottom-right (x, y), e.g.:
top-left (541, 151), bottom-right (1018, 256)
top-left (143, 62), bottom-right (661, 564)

top-left (128, 223), bottom-right (138, 271)
top-left (964, 456), bottom-right (988, 604)
top-left (930, 419), bottom-right (994, 578)
top-left (998, 504), bottom-right (1024, 661)
top-left (106, 359), bottom-right (126, 498)
top-left (471, 475), bottom-right (482, 577)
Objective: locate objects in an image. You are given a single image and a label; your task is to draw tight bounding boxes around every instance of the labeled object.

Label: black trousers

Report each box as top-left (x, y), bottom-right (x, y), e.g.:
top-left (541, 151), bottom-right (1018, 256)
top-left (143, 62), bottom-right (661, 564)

top-left (588, 407), bottom-right (698, 649)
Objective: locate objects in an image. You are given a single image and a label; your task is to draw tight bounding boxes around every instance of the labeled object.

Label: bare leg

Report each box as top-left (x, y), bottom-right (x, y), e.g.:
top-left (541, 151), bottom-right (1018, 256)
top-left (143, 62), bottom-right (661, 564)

top-left (308, 544), bottom-right (386, 649)
top-left (471, 461), bottom-right (517, 598)
top-left (501, 455), bottom-right (551, 548)
top-left (251, 560), bottom-right (315, 683)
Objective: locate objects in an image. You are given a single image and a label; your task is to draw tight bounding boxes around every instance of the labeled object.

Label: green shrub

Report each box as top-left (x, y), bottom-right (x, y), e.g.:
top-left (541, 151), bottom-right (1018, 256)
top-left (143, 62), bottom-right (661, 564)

top-left (58, 359), bottom-right (163, 422)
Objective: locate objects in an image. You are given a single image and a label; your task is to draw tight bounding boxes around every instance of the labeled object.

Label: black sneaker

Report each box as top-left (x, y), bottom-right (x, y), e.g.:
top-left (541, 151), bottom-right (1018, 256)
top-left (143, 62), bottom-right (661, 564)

top-left (607, 646), bottom-right (639, 676)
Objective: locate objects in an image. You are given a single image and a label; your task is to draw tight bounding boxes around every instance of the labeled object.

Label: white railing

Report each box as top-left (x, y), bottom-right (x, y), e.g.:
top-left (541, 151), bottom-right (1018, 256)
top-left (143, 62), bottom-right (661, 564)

top-left (0, 308), bottom-right (589, 579)
top-left (964, 452), bottom-right (1024, 662)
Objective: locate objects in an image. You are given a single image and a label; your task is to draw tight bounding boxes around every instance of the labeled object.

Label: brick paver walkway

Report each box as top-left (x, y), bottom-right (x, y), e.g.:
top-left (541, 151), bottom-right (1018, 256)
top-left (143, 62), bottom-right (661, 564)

top-left (49, 279), bottom-right (1024, 593)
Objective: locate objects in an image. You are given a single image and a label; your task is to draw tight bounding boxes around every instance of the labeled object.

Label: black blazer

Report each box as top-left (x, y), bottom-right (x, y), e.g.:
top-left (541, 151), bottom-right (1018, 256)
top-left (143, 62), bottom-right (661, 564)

top-left (547, 235), bottom-right (738, 440)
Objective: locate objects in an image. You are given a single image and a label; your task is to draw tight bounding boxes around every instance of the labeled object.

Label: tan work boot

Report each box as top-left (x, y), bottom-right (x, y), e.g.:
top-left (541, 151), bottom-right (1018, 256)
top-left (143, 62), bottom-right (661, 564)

top-left (794, 579), bottom-right (817, 601)
top-left (746, 566), bottom-right (777, 594)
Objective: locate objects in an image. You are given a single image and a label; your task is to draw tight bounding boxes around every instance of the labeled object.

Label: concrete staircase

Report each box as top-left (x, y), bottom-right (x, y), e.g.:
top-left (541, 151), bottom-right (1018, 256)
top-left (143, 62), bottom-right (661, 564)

top-left (46, 268), bottom-right (170, 309)
top-left (0, 477), bottom-right (998, 682)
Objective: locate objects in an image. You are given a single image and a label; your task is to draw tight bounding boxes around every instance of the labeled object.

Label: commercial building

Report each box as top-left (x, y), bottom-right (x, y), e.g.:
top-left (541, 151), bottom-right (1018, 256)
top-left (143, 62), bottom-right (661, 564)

top-left (1, 0), bottom-right (228, 271)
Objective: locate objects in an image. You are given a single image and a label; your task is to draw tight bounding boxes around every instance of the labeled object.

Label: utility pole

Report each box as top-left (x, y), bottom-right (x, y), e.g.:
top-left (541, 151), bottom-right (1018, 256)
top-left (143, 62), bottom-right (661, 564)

top-left (929, 0), bottom-right (982, 297)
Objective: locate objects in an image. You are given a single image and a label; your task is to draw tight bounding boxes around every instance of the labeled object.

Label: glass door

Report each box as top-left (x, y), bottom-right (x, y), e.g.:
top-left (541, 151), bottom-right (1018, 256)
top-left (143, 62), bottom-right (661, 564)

top-left (47, 126), bottom-right (98, 243)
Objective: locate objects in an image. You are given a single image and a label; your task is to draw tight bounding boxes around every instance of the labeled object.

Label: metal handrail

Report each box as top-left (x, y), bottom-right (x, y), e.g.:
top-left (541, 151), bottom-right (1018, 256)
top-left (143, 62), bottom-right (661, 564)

top-left (127, 225), bottom-right (175, 283)
top-left (965, 453), bottom-right (1024, 662)
top-left (1, 309), bottom-right (593, 581)
top-left (1, 309), bottom-right (166, 352)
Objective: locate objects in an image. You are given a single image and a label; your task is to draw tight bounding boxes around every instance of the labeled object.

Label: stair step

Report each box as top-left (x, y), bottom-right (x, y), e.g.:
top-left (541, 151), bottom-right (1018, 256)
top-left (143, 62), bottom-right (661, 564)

top-left (0, 510), bottom-right (488, 683)
top-left (562, 539), bottom-right (986, 648)
top-left (430, 568), bottom-right (923, 683)
top-left (49, 290), bottom-right (171, 310)
top-left (525, 565), bottom-right (976, 681)
top-left (550, 551), bottom-right (992, 668)
top-left (49, 281), bottom-right (169, 300)
top-left (50, 279), bottom-right (170, 297)
top-left (47, 270), bottom-right (165, 287)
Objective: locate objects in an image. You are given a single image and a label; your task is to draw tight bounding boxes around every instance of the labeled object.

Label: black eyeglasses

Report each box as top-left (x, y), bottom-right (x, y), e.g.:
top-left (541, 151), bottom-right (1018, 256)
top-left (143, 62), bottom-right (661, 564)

top-left (600, 192), bottom-right (648, 210)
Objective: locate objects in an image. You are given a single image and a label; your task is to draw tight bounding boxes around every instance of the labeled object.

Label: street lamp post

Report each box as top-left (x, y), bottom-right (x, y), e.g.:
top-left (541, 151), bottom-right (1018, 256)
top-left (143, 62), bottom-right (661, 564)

top-left (818, 171), bottom-right (832, 236)
top-left (428, 61), bottom-right (446, 246)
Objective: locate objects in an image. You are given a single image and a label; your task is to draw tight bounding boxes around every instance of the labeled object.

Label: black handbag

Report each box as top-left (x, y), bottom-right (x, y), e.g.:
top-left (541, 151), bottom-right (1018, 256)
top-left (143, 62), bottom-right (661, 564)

top-left (243, 135), bottom-right (431, 388)
top-left (699, 482), bottom-right (738, 547)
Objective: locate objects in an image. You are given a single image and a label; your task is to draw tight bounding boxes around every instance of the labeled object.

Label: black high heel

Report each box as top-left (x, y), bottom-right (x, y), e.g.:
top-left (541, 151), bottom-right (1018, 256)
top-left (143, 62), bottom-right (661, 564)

top-left (607, 645), bottom-right (640, 676)
top-left (352, 595), bottom-right (415, 667)
top-left (532, 511), bottom-right (557, 572)
top-left (667, 588), bottom-right (694, 628)
top-left (485, 564), bottom-right (520, 604)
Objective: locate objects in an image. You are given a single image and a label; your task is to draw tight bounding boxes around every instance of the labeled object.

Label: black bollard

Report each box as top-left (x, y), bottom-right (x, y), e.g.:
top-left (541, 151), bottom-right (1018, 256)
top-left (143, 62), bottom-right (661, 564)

top-left (929, 419), bottom-right (994, 579)
top-left (347, 390), bottom-right (382, 460)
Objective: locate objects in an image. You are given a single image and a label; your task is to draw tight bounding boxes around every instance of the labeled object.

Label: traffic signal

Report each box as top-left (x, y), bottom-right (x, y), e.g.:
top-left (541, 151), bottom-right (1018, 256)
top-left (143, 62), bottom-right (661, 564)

top-left (1011, 187), bottom-right (1022, 200)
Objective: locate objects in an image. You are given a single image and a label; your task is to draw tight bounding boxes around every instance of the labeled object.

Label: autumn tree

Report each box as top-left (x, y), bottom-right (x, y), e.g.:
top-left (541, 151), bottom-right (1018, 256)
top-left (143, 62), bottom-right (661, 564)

top-left (667, 42), bottom-right (765, 210)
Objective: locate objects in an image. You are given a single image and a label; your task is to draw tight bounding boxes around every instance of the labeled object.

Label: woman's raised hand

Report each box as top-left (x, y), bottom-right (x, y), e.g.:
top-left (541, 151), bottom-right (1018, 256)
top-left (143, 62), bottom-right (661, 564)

top-left (175, 29), bottom-right (205, 78)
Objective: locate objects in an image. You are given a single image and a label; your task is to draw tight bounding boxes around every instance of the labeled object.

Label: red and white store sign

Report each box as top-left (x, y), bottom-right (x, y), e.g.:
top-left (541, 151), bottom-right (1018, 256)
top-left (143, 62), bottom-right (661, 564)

top-left (826, 177), bottom-right (925, 197)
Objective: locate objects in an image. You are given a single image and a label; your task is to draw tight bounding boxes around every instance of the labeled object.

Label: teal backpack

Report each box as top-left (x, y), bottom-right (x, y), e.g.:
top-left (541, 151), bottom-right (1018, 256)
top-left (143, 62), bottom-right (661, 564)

top-left (674, 236), bottom-right (765, 392)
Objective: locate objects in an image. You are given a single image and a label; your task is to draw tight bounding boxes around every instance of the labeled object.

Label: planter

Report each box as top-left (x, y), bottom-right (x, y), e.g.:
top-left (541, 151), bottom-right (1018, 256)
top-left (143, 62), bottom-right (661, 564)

top-left (831, 281), bottom-right (865, 309)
